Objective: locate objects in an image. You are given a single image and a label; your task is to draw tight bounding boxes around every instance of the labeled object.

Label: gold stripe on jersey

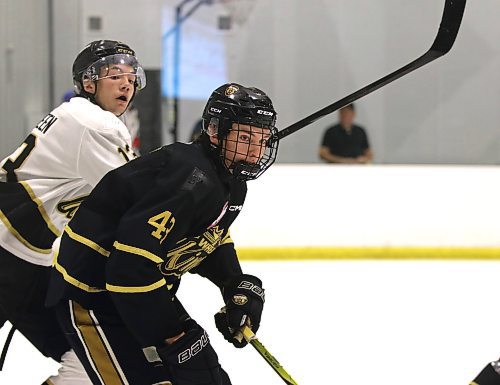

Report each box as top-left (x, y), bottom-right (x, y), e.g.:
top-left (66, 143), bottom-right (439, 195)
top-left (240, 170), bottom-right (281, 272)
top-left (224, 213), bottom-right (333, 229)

top-left (57, 195), bottom-right (87, 219)
top-left (113, 241), bottom-right (163, 263)
top-left (54, 251), bottom-right (105, 293)
top-left (106, 279), bottom-right (166, 293)
top-left (66, 226), bottom-right (110, 257)
top-left (72, 301), bottom-right (127, 385)
top-left (20, 181), bottom-right (61, 237)
top-left (0, 210), bottom-right (52, 254)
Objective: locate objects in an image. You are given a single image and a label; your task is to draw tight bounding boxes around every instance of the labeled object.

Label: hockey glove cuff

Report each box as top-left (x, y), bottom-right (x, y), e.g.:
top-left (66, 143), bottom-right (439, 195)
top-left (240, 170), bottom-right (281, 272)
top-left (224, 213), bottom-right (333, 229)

top-left (156, 322), bottom-right (225, 385)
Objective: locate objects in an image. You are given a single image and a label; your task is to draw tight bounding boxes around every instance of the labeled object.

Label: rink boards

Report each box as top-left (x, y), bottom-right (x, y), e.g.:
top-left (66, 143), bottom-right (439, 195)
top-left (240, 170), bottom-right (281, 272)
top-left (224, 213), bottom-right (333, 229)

top-left (232, 164), bottom-right (500, 259)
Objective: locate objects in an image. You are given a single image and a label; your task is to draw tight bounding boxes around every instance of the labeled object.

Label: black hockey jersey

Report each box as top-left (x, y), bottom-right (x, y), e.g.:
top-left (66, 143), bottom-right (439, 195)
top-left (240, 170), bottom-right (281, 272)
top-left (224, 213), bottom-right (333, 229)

top-left (47, 141), bottom-right (247, 346)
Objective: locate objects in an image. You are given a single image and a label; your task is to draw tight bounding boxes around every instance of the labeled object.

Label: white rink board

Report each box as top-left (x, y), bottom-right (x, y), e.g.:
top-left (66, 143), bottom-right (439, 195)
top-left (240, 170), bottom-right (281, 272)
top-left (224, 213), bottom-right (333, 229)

top-left (1, 260), bottom-right (499, 385)
top-left (232, 164), bottom-right (500, 247)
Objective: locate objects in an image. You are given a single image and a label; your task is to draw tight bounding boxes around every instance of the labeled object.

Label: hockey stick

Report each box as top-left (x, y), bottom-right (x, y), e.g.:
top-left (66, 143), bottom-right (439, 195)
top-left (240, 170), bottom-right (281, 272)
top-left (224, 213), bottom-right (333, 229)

top-left (275, 0), bottom-right (466, 142)
top-left (240, 325), bottom-right (299, 385)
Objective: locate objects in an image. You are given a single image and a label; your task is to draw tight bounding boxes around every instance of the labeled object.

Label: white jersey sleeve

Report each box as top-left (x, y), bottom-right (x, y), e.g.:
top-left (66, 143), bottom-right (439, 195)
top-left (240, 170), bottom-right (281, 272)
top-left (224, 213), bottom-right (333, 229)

top-left (0, 97), bottom-right (136, 266)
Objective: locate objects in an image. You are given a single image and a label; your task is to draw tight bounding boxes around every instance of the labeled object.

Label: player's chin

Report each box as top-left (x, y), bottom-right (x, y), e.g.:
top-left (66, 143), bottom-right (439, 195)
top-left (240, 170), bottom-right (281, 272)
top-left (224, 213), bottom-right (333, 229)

top-left (113, 102), bottom-right (128, 116)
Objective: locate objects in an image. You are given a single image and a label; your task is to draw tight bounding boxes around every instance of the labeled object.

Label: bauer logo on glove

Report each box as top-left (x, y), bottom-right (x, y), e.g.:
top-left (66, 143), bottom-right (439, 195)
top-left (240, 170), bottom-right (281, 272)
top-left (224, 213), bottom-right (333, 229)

top-left (214, 274), bottom-right (265, 348)
top-left (237, 280), bottom-right (265, 301)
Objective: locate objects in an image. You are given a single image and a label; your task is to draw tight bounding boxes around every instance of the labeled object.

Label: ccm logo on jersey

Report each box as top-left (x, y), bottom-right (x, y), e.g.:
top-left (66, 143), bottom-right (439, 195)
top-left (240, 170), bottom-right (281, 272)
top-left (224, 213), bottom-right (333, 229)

top-left (178, 330), bottom-right (209, 364)
top-left (237, 281), bottom-right (265, 301)
top-left (257, 109), bottom-right (273, 116)
top-left (228, 205), bottom-right (243, 212)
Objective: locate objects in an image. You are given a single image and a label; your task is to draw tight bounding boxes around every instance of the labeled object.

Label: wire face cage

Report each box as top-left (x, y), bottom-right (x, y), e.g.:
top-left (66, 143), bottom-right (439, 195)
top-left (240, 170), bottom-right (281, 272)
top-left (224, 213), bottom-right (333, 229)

top-left (220, 122), bottom-right (278, 181)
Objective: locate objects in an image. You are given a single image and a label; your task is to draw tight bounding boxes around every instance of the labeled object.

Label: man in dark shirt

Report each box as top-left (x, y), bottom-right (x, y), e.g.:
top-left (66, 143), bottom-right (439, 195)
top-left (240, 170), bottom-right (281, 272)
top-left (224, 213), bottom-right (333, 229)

top-left (319, 103), bottom-right (373, 164)
top-left (46, 83), bottom-right (278, 385)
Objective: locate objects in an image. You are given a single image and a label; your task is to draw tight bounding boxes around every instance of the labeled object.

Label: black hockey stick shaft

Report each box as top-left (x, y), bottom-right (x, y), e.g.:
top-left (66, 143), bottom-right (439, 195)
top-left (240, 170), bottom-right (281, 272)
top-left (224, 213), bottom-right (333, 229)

top-left (276, 0), bottom-right (466, 141)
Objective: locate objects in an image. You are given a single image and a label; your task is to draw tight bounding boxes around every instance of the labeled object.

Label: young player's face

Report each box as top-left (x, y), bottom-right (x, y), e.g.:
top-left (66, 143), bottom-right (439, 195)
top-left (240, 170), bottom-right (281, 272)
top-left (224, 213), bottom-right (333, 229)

top-left (222, 123), bottom-right (271, 169)
top-left (89, 64), bottom-right (136, 116)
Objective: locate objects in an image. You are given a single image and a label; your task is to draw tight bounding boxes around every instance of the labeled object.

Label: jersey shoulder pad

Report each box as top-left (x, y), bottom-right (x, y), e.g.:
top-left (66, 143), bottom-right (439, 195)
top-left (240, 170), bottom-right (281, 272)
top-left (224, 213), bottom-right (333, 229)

top-left (161, 143), bottom-right (217, 201)
top-left (167, 143), bottom-right (218, 178)
top-left (60, 97), bottom-right (130, 138)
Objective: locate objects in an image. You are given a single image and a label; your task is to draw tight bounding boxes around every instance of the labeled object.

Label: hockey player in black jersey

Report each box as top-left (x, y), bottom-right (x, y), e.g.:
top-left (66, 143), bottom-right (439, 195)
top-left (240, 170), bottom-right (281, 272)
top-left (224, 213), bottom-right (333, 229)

top-left (46, 83), bottom-right (279, 385)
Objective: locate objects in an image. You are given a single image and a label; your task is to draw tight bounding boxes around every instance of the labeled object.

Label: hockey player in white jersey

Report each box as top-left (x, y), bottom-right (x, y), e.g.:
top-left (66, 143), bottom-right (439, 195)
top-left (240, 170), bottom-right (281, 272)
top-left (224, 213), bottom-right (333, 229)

top-left (0, 40), bottom-right (146, 384)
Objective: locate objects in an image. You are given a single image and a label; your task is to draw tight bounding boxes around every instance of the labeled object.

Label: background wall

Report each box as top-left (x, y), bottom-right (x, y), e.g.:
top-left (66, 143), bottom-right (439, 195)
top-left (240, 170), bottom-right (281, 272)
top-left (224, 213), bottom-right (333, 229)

top-left (2, 0), bottom-right (499, 163)
top-left (164, 0), bottom-right (500, 164)
top-left (0, 0), bottom-right (50, 156)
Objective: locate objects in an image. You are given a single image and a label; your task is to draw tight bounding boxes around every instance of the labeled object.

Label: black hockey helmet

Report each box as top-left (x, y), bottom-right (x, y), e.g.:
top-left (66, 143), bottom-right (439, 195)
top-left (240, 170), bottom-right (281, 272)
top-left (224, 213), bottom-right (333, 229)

top-left (72, 40), bottom-right (146, 102)
top-left (201, 83), bottom-right (279, 181)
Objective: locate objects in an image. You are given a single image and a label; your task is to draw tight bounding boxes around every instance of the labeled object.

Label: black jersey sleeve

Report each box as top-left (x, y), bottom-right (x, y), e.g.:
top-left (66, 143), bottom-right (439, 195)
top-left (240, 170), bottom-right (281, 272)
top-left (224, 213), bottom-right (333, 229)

top-left (191, 233), bottom-right (243, 289)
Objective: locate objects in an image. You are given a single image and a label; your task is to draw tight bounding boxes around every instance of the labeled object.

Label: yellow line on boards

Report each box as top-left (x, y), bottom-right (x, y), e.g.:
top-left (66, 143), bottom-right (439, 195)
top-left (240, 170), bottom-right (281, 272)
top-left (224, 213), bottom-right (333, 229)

top-left (235, 247), bottom-right (500, 261)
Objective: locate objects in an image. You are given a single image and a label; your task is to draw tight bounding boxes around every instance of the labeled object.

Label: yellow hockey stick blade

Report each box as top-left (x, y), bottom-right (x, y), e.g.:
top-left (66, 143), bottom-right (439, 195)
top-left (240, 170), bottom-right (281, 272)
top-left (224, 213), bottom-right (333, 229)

top-left (241, 326), bottom-right (299, 385)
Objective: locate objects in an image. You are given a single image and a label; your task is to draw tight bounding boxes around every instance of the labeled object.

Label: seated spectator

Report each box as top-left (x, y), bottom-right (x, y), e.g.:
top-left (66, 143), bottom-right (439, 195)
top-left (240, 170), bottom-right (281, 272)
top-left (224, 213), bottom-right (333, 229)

top-left (319, 103), bottom-right (373, 164)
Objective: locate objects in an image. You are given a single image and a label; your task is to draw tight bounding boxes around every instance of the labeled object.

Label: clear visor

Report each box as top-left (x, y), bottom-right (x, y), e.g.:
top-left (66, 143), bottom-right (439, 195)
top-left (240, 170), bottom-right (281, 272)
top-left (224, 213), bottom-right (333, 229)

top-left (83, 53), bottom-right (146, 91)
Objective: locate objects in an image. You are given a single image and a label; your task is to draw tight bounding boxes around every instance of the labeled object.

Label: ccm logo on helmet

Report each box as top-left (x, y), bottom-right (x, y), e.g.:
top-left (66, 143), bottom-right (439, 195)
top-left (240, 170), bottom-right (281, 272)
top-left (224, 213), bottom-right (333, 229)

top-left (116, 47), bottom-right (133, 55)
top-left (210, 107), bottom-right (222, 114)
top-left (178, 330), bottom-right (209, 364)
top-left (228, 205), bottom-right (243, 211)
top-left (257, 109), bottom-right (274, 116)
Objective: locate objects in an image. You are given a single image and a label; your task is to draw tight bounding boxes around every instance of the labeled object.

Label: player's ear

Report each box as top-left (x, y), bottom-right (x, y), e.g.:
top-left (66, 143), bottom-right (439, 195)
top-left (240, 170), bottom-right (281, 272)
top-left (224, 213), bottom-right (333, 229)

top-left (82, 78), bottom-right (96, 94)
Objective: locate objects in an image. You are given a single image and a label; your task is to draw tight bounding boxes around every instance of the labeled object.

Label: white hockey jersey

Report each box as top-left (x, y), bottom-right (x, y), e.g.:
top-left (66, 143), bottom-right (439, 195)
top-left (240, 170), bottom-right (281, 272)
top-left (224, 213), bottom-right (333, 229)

top-left (0, 97), bottom-right (136, 266)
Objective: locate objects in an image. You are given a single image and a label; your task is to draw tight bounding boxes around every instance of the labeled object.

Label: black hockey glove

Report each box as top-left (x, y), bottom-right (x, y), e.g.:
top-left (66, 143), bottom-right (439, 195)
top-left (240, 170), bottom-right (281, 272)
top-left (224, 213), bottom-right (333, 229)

top-left (214, 274), bottom-right (265, 348)
top-left (156, 321), bottom-right (225, 385)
